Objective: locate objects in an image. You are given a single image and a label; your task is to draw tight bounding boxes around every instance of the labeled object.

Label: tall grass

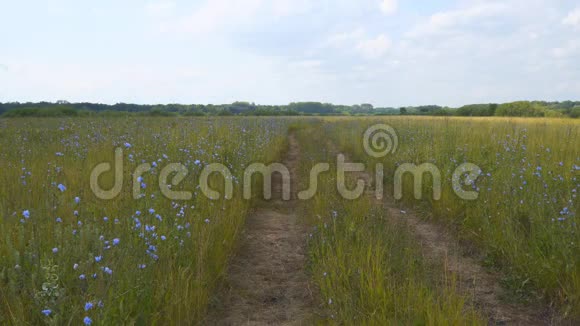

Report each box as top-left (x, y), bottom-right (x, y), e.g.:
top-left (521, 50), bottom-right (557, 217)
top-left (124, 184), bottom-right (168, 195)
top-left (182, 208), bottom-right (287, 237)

top-left (295, 126), bottom-right (484, 325)
top-left (0, 117), bottom-right (290, 324)
top-left (323, 116), bottom-right (580, 316)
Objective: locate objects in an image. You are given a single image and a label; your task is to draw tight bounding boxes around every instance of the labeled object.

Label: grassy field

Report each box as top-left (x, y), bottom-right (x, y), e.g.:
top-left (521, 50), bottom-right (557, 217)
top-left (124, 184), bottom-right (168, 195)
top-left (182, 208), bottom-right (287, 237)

top-left (0, 116), bottom-right (578, 324)
top-left (0, 117), bottom-right (290, 324)
top-left (323, 117), bottom-right (580, 317)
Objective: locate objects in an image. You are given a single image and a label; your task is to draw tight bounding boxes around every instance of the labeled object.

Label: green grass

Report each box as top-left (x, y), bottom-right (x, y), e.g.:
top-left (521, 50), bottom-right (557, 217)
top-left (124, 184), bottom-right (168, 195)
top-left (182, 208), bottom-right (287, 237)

top-left (0, 117), bottom-right (290, 324)
top-left (322, 116), bottom-right (580, 317)
top-left (1, 116), bottom-right (578, 324)
top-left (295, 126), bottom-right (484, 325)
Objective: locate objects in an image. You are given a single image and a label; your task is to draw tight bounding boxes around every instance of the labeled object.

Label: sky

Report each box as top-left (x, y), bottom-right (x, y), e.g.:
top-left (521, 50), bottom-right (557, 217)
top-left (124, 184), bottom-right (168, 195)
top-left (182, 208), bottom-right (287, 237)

top-left (0, 0), bottom-right (579, 107)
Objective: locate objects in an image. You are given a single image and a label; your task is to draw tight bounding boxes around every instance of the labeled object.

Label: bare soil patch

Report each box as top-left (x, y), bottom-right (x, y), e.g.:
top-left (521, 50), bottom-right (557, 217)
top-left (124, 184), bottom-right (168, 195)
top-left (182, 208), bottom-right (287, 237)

top-left (206, 134), bottom-right (314, 326)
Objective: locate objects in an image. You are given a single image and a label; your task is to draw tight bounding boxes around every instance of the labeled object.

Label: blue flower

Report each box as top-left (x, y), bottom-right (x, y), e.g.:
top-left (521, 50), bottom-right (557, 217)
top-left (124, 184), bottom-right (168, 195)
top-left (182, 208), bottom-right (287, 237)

top-left (112, 238), bottom-right (120, 246)
top-left (124, 142), bottom-right (132, 149)
top-left (148, 208), bottom-right (155, 214)
top-left (95, 256), bottom-right (102, 263)
top-left (84, 302), bottom-right (94, 311)
top-left (57, 184), bottom-right (66, 192)
top-left (56, 217), bottom-right (62, 223)
top-left (52, 248), bottom-right (58, 254)
top-left (73, 263), bottom-right (79, 270)
top-left (41, 309), bottom-right (52, 316)
top-left (138, 264), bottom-right (147, 269)
top-left (83, 316), bottom-right (92, 325)
top-left (23, 210), bottom-right (30, 219)
top-left (161, 235), bottom-right (166, 241)
top-left (103, 267), bottom-right (113, 275)
top-left (79, 274), bottom-right (86, 280)
top-left (75, 197), bottom-right (81, 204)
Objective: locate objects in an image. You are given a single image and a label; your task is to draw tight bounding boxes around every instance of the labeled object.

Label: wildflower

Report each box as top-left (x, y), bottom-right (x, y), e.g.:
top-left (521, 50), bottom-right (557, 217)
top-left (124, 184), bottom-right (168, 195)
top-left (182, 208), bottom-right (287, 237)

top-left (95, 256), bottom-right (102, 263)
top-left (97, 301), bottom-right (104, 308)
top-left (135, 210), bottom-right (141, 216)
top-left (52, 248), bottom-right (58, 254)
top-left (74, 210), bottom-right (79, 216)
top-left (204, 219), bottom-right (210, 224)
top-left (124, 142), bottom-right (132, 149)
top-left (148, 208), bottom-right (155, 214)
top-left (75, 197), bottom-right (80, 204)
top-left (103, 216), bottom-right (109, 222)
top-left (103, 267), bottom-right (113, 275)
top-left (112, 238), bottom-right (120, 246)
top-left (79, 274), bottom-right (86, 280)
top-left (57, 184), bottom-right (66, 192)
top-left (161, 235), bottom-right (166, 241)
top-left (83, 316), bottom-right (92, 325)
top-left (73, 263), bottom-right (79, 270)
top-left (139, 264), bottom-right (147, 269)
top-left (55, 152), bottom-right (64, 157)
top-left (152, 161), bottom-right (158, 168)
top-left (84, 302), bottom-right (94, 311)
top-left (56, 217), bottom-right (62, 223)
top-left (41, 309), bottom-right (52, 316)
top-left (23, 210), bottom-right (30, 219)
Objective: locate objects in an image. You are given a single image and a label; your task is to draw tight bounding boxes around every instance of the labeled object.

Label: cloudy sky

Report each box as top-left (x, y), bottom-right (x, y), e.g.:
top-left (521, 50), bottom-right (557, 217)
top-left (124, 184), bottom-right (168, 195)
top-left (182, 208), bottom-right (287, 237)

top-left (0, 0), bottom-right (579, 107)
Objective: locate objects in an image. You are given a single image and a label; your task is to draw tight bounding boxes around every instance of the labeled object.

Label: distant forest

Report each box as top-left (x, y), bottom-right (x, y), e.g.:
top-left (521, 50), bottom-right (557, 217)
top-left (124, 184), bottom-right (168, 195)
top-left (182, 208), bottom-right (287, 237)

top-left (1, 100), bottom-right (579, 118)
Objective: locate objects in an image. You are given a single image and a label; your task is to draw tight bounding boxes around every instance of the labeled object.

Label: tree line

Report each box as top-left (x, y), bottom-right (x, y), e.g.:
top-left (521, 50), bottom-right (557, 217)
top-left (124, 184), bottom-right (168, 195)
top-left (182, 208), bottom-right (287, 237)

top-left (1, 100), bottom-right (578, 118)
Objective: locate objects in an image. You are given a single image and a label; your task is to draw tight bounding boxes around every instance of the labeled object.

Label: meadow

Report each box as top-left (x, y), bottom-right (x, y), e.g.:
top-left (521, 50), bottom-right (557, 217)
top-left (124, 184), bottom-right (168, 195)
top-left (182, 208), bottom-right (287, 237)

top-left (0, 117), bottom-right (290, 324)
top-left (0, 116), bottom-right (578, 325)
top-left (321, 117), bottom-right (579, 320)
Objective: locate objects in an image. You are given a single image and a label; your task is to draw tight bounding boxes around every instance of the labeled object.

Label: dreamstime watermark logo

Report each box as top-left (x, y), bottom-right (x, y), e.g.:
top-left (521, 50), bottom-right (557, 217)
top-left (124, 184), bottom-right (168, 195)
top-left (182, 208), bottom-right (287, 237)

top-left (90, 124), bottom-right (482, 202)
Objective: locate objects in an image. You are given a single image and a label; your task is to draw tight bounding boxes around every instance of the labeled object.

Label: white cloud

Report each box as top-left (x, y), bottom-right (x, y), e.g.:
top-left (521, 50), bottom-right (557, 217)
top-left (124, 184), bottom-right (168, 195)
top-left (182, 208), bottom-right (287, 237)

top-left (164, 0), bottom-right (263, 36)
top-left (324, 28), bottom-right (366, 48)
top-left (563, 8), bottom-right (580, 28)
top-left (270, 0), bottom-right (313, 17)
top-left (379, 0), bottom-right (397, 15)
top-left (158, 0), bottom-right (313, 37)
top-left (145, 1), bottom-right (176, 17)
top-left (356, 34), bottom-right (391, 59)
top-left (324, 29), bottom-right (391, 59)
top-left (552, 41), bottom-right (580, 59)
top-left (409, 3), bottom-right (509, 37)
